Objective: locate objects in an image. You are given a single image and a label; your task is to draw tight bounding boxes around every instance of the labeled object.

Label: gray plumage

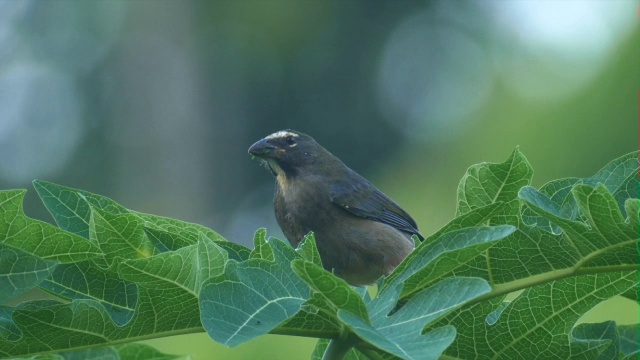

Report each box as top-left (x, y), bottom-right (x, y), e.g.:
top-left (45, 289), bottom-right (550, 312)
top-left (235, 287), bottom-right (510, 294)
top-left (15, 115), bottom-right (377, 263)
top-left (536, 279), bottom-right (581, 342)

top-left (249, 130), bottom-right (421, 286)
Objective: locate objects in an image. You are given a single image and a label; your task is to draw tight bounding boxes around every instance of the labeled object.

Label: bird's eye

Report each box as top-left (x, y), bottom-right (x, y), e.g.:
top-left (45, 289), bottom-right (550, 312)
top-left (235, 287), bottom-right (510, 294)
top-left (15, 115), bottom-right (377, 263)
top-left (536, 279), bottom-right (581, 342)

top-left (285, 136), bottom-right (297, 146)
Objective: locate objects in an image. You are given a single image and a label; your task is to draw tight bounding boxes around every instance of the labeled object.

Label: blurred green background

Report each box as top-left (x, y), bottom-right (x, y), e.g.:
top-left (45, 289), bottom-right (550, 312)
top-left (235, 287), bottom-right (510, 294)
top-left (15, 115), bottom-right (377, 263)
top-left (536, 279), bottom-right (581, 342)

top-left (0, 0), bottom-right (637, 359)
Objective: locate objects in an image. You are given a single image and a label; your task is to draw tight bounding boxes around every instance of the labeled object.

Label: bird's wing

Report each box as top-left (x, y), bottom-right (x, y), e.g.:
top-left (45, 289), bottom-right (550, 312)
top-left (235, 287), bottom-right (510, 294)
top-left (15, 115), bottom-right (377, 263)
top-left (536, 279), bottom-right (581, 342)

top-left (329, 179), bottom-right (424, 241)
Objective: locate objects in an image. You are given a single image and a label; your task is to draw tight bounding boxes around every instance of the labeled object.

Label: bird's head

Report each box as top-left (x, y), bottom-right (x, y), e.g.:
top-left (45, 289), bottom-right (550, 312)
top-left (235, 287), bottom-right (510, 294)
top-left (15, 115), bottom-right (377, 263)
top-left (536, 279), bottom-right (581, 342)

top-left (248, 130), bottom-right (333, 177)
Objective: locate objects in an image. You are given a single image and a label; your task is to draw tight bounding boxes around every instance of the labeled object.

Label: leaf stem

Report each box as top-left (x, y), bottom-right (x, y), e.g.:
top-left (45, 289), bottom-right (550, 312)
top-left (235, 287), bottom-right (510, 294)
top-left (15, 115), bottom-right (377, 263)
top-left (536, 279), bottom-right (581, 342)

top-left (322, 329), bottom-right (360, 360)
top-left (322, 339), bottom-right (352, 360)
top-left (469, 263), bottom-right (637, 306)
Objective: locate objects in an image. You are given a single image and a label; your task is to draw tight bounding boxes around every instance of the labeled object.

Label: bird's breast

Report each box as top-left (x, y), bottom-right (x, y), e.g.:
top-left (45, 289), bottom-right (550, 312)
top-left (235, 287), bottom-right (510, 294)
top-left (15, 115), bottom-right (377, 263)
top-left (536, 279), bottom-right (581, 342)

top-left (274, 176), bottom-right (332, 241)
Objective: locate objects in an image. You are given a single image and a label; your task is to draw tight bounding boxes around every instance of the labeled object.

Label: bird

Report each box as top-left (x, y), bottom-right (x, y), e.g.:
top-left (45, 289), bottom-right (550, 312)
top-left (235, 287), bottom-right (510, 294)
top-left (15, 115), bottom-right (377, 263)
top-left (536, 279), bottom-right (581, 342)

top-left (248, 130), bottom-right (423, 286)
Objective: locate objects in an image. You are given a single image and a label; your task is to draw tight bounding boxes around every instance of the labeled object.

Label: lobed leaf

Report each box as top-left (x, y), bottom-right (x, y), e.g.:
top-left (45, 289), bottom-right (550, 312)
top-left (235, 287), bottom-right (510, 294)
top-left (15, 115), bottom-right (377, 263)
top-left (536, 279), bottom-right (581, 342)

top-left (33, 180), bottom-right (129, 239)
top-left (384, 225), bottom-right (515, 299)
top-left (39, 261), bottom-right (137, 326)
top-left (89, 209), bottom-right (157, 266)
top-left (295, 232), bottom-right (323, 267)
top-left (438, 272), bottom-right (638, 359)
top-left (292, 260), bottom-right (369, 321)
top-left (199, 235), bottom-right (310, 347)
top-left (0, 244), bottom-right (58, 303)
top-left (0, 201), bottom-right (230, 358)
top-left (457, 147), bottom-right (533, 216)
top-left (521, 151), bottom-right (638, 232)
top-left (340, 277), bottom-right (491, 360)
top-left (1, 150), bottom-right (636, 360)
top-left (0, 190), bottom-right (101, 263)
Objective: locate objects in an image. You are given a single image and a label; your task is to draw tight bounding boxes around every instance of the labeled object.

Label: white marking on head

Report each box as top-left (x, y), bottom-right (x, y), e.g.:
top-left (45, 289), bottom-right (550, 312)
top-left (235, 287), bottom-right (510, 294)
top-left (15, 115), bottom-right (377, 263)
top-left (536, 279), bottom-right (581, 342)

top-left (265, 131), bottom-right (299, 140)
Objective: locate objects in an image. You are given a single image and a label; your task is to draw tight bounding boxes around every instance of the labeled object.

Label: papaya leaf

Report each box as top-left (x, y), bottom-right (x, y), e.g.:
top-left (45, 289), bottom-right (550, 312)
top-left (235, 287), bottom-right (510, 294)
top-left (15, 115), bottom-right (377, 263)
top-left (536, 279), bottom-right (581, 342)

top-left (0, 190), bottom-right (100, 263)
top-left (0, 244), bottom-right (57, 303)
top-left (199, 235), bottom-right (310, 347)
top-left (340, 277), bottom-right (491, 360)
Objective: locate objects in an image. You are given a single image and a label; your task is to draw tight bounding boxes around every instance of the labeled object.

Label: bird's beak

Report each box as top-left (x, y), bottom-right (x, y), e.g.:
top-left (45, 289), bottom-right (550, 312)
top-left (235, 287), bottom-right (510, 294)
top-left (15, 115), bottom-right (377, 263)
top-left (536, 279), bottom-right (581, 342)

top-left (248, 138), bottom-right (278, 158)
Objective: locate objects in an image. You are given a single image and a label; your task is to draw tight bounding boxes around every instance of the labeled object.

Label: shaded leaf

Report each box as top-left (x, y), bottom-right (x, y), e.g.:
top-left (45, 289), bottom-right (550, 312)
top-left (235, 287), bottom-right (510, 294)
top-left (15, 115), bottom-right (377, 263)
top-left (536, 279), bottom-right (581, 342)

top-left (0, 237), bottom-right (226, 358)
top-left (33, 180), bottom-right (128, 239)
top-left (617, 324), bottom-right (639, 357)
top-left (571, 321), bottom-right (620, 360)
top-left (311, 339), bottom-right (371, 360)
top-left (292, 260), bottom-right (369, 321)
top-left (0, 244), bottom-right (57, 303)
top-left (2, 299), bottom-right (121, 357)
top-left (200, 237), bottom-right (310, 347)
top-left (39, 261), bottom-right (137, 326)
top-left (340, 277), bottom-right (491, 360)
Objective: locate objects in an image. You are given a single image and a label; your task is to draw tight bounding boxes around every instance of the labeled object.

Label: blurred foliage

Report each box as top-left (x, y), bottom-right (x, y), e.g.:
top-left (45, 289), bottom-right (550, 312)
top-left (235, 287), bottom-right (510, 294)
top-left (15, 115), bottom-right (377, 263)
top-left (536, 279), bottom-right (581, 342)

top-left (0, 0), bottom-right (637, 359)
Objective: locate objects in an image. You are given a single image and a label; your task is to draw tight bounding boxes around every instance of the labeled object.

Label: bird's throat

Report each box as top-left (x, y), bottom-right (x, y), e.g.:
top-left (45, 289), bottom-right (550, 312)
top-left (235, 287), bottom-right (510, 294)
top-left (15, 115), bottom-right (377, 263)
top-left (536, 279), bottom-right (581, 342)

top-left (276, 173), bottom-right (289, 195)
top-left (266, 158), bottom-right (295, 196)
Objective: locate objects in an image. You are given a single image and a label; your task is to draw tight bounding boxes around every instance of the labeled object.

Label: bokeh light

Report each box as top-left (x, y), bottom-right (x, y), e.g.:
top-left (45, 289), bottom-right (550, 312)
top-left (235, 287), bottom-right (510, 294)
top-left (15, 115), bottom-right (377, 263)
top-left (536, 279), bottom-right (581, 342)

top-left (485, 0), bottom-right (637, 101)
top-left (0, 0), bottom-right (636, 359)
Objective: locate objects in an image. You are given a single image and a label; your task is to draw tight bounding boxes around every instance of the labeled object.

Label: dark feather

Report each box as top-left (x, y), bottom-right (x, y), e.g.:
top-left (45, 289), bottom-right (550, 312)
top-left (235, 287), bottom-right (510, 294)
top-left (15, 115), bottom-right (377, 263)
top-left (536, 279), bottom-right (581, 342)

top-left (329, 176), bottom-right (424, 241)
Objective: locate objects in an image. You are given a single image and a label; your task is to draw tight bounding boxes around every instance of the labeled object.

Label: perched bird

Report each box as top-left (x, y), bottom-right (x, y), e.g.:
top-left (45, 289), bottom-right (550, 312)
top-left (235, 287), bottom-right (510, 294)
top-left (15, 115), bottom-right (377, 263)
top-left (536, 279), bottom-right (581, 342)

top-left (248, 130), bottom-right (423, 286)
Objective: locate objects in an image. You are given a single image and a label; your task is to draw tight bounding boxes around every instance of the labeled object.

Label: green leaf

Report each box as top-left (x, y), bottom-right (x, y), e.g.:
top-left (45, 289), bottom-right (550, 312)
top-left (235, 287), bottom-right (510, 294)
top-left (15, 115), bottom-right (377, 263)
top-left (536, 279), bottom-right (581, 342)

top-left (33, 180), bottom-right (129, 239)
top-left (441, 172), bottom-right (637, 288)
top-left (521, 151), bottom-right (638, 232)
top-left (60, 347), bottom-right (118, 360)
top-left (572, 184), bottom-right (635, 240)
top-left (39, 261), bottom-right (137, 326)
top-left (1, 299), bottom-right (121, 357)
top-left (119, 235), bottom-right (227, 296)
top-left (311, 339), bottom-right (371, 360)
top-left (143, 226), bottom-right (195, 253)
top-left (571, 321), bottom-right (621, 360)
top-left (0, 237), bottom-right (226, 358)
top-left (89, 209), bottom-right (158, 266)
top-left (275, 302), bottom-right (341, 339)
top-left (617, 324), bottom-right (639, 357)
top-left (33, 180), bottom-right (248, 262)
top-left (291, 260), bottom-right (369, 321)
top-left (0, 244), bottom-right (58, 303)
top-left (135, 212), bottom-right (227, 245)
top-left (0, 190), bottom-right (101, 263)
top-left (426, 202), bottom-right (508, 243)
top-left (136, 212), bottom-right (250, 262)
top-left (3, 150), bottom-right (635, 360)
top-left (273, 234), bottom-right (344, 339)
top-left (519, 184), bottom-right (637, 270)
top-left (439, 272), bottom-right (637, 359)
top-left (199, 237), bottom-right (310, 347)
top-left (430, 150), bottom-right (639, 359)
top-left (295, 232), bottom-right (322, 267)
top-left (250, 228), bottom-right (274, 261)
top-left (457, 147), bottom-right (533, 216)
top-left (340, 277), bottom-right (491, 360)
top-left (384, 225), bottom-right (515, 299)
